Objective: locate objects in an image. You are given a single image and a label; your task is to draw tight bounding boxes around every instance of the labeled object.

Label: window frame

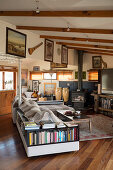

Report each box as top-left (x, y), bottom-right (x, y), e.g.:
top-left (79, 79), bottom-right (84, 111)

top-left (0, 71), bottom-right (16, 90)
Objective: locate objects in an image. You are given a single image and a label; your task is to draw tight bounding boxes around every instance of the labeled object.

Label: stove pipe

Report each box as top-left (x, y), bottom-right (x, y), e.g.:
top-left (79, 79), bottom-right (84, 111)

top-left (77, 50), bottom-right (84, 91)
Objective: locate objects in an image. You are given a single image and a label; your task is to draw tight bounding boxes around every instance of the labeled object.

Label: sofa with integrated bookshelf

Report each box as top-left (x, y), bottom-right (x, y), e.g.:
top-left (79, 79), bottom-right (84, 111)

top-left (13, 97), bottom-right (79, 157)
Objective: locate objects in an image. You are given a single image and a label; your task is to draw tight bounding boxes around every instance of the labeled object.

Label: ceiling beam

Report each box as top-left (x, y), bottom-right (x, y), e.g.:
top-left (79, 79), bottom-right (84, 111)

top-left (1, 10), bottom-right (113, 17)
top-left (56, 42), bottom-right (113, 50)
top-left (68, 47), bottom-right (113, 56)
top-left (84, 51), bottom-right (113, 56)
top-left (16, 26), bottom-right (113, 34)
top-left (40, 35), bottom-right (113, 44)
top-left (68, 46), bottom-right (113, 53)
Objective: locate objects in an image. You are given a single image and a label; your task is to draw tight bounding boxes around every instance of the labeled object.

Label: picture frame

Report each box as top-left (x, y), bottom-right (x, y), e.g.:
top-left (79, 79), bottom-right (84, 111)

top-left (92, 56), bottom-right (102, 68)
top-left (50, 62), bottom-right (67, 68)
top-left (44, 83), bottom-right (56, 95)
top-left (21, 69), bottom-right (28, 87)
top-left (44, 39), bottom-right (54, 62)
top-left (33, 66), bottom-right (40, 71)
top-left (32, 80), bottom-right (39, 92)
top-left (6, 27), bottom-right (27, 58)
top-left (61, 45), bottom-right (68, 65)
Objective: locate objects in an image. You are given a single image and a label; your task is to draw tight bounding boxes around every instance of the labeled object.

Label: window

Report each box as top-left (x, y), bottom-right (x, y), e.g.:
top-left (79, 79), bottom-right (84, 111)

top-left (43, 73), bottom-right (56, 80)
top-left (0, 70), bottom-right (16, 90)
top-left (4, 72), bottom-right (14, 90)
top-left (30, 72), bottom-right (43, 80)
top-left (88, 71), bottom-right (98, 81)
top-left (0, 72), bottom-right (3, 90)
top-left (57, 72), bottom-right (73, 80)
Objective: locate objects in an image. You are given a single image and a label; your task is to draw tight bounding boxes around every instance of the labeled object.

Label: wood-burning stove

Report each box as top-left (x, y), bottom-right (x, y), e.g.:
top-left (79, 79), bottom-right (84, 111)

top-left (72, 91), bottom-right (86, 110)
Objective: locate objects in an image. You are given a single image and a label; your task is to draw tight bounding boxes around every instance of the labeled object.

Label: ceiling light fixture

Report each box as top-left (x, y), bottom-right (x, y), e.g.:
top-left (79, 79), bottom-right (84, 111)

top-left (67, 26), bottom-right (70, 32)
top-left (35, 0), bottom-right (40, 14)
top-left (67, 22), bottom-right (70, 32)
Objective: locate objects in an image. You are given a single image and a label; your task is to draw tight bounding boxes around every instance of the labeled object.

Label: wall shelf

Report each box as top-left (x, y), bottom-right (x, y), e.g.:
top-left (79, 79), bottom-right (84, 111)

top-left (98, 107), bottom-right (113, 112)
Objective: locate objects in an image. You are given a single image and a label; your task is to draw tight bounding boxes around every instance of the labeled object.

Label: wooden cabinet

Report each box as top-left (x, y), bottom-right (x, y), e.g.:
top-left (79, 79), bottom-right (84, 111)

top-left (0, 90), bottom-right (15, 115)
top-left (92, 93), bottom-right (113, 116)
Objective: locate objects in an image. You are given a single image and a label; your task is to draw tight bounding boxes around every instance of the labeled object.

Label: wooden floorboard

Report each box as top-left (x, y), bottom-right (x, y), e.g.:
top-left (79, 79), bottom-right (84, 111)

top-left (0, 114), bottom-right (113, 170)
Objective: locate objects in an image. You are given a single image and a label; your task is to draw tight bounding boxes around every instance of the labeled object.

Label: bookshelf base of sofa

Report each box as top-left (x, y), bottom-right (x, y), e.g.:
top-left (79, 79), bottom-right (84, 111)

top-left (16, 121), bottom-right (79, 157)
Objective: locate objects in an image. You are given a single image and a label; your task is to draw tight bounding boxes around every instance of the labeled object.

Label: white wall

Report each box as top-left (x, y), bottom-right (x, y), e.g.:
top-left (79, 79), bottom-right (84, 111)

top-left (1, 20), bottom-right (113, 93)
top-left (0, 20), bottom-right (77, 94)
top-left (0, 20), bottom-right (77, 71)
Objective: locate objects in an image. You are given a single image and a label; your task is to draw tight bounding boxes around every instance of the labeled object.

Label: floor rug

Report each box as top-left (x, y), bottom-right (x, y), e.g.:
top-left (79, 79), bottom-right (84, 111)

top-left (79, 114), bottom-right (113, 141)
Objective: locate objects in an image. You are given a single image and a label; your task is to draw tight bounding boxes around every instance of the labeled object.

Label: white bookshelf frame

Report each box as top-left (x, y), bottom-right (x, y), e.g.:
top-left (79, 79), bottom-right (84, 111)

top-left (16, 121), bottom-right (79, 157)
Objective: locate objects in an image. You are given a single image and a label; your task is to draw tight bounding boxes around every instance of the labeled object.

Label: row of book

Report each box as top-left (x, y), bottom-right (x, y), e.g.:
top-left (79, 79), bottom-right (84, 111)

top-left (101, 98), bottom-right (113, 109)
top-left (24, 120), bottom-right (65, 130)
top-left (27, 128), bottom-right (79, 146)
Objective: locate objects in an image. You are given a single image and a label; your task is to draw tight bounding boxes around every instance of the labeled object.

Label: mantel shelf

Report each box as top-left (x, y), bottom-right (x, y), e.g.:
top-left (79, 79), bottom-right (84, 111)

top-left (87, 69), bottom-right (102, 72)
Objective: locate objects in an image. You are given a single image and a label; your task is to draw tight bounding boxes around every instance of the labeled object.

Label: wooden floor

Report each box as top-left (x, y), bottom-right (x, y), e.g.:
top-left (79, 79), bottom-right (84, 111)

top-left (0, 114), bottom-right (113, 170)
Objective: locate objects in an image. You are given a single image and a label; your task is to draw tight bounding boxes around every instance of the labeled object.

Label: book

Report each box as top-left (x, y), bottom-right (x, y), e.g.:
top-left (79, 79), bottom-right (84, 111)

top-left (42, 131), bottom-right (45, 144)
top-left (61, 131), bottom-right (63, 142)
top-left (54, 131), bottom-right (57, 143)
top-left (24, 122), bottom-right (40, 130)
top-left (36, 132), bottom-right (39, 145)
top-left (34, 132), bottom-right (37, 145)
top-left (68, 129), bottom-right (70, 141)
top-left (47, 132), bottom-right (50, 143)
top-left (59, 131), bottom-right (61, 142)
top-left (57, 123), bottom-right (66, 128)
top-left (41, 120), bottom-right (56, 129)
top-left (51, 132), bottom-right (53, 143)
top-left (74, 128), bottom-right (76, 140)
top-left (45, 131), bottom-right (47, 144)
top-left (57, 131), bottom-right (58, 142)
top-left (39, 132), bottom-right (42, 144)
top-left (29, 132), bottom-right (32, 145)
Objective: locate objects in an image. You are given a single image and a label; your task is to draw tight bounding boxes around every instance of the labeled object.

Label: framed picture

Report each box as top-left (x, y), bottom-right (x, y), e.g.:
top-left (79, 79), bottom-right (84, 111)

top-left (33, 66), bottom-right (40, 71)
top-left (75, 71), bottom-right (86, 79)
top-left (44, 39), bottom-right (54, 62)
top-left (6, 27), bottom-right (27, 58)
top-left (32, 80), bottom-right (39, 91)
top-left (61, 45), bottom-right (68, 64)
top-left (92, 56), bottom-right (102, 68)
top-left (21, 69), bottom-right (28, 87)
top-left (50, 62), bottom-right (67, 68)
top-left (44, 83), bottom-right (56, 95)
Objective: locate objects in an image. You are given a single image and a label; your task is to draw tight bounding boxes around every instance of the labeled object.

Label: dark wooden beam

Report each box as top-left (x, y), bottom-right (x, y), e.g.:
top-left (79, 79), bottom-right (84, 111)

top-left (1, 10), bottom-right (113, 17)
top-left (68, 46), bottom-right (113, 53)
top-left (40, 35), bottom-right (113, 44)
top-left (56, 42), bottom-right (113, 50)
top-left (84, 51), bottom-right (113, 56)
top-left (68, 47), bottom-right (113, 55)
top-left (16, 26), bottom-right (113, 34)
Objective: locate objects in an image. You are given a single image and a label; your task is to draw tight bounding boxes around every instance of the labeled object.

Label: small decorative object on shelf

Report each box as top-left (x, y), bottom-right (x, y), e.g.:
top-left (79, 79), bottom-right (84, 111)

top-left (55, 87), bottom-right (62, 100)
top-left (62, 88), bottom-right (69, 103)
top-left (31, 91), bottom-right (38, 98)
top-left (33, 66), bottom-right (40, 71)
